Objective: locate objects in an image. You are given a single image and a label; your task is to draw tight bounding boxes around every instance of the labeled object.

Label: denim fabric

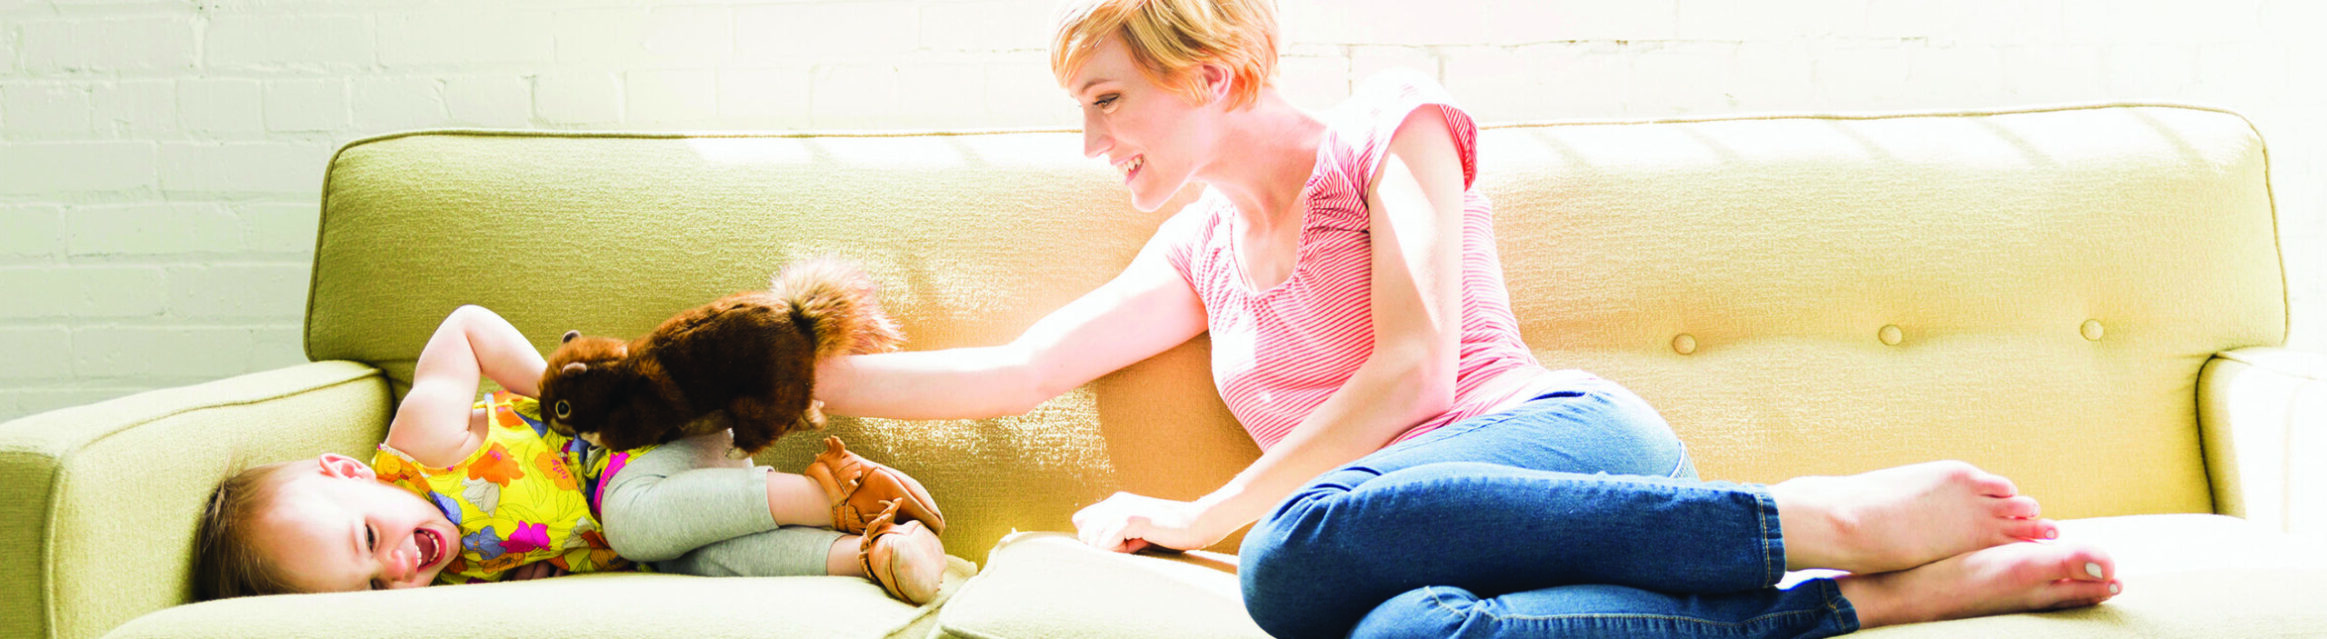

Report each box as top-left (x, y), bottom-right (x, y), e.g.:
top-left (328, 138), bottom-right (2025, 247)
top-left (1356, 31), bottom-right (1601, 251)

top-left (1239, 374), bottom-right (1858, 639)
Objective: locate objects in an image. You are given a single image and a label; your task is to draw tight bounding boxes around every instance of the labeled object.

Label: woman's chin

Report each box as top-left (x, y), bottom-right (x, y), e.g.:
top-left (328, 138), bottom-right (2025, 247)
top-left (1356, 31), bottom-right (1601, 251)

top-left (1130, 183), bottom-right (1179, 213)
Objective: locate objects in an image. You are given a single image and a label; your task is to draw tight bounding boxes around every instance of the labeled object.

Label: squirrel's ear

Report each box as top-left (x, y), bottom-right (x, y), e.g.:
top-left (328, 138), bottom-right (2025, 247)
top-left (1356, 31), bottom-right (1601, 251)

top-left (562, 362), bottom-right (587, 374)
top-left (562, 330), bottom-right (582, 343)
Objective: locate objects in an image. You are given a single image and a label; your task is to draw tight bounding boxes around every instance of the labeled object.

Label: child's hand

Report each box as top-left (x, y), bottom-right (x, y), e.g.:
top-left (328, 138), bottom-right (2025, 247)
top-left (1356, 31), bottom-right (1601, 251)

top-left (505, 561), bottom-right (568, 581)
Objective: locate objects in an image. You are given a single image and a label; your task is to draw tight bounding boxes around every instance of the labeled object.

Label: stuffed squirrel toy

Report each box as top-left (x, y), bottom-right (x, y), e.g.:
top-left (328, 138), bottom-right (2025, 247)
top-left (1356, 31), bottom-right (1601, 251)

top-left (537, 258), bottom-right (903, 457)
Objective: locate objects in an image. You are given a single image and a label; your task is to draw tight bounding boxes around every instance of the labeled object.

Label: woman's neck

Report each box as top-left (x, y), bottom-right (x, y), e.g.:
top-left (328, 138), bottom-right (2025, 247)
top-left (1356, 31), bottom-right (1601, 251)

top-left (1198, 90), bottom-right (1325, 232)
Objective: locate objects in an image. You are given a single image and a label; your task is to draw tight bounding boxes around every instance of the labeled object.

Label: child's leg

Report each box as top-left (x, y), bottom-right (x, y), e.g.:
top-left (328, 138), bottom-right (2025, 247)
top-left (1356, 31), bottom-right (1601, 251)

top-left (599, 430), bottom-right (787, 562)
top-left (766, 472), bottom-right (834, 527)
top-left (647, 525), bottom-right (848, 577)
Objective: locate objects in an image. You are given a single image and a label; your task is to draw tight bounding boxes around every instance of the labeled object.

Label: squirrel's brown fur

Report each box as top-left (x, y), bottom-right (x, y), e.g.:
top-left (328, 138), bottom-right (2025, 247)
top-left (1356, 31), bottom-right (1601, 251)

top-left (537, 258), bottom-right (902, 456)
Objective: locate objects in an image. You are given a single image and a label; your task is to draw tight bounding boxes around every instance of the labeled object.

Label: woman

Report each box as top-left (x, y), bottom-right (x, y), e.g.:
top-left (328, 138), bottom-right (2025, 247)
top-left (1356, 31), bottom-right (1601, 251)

top-left (814, 0), bottom-right (2119, 636)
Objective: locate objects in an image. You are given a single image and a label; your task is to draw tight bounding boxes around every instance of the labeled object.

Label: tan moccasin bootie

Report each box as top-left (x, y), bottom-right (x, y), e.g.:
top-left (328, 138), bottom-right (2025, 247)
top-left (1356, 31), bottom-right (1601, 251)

top-left (859, 501), bottom-right (944, 605)
top-left (804, 436), bottom-right (946, 535)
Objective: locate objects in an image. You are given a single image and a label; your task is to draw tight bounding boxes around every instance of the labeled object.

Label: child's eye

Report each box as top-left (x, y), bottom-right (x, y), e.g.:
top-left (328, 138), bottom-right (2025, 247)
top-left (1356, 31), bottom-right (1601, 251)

top-left (369, 578), bottom-right (383, 591)
top-left (365, 525), bottom-right (376, 552)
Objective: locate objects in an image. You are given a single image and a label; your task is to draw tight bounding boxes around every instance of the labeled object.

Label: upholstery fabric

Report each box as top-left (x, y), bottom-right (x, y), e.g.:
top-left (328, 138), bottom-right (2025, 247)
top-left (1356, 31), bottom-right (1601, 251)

top-left (1851, 514), bottom-right (2327, 638)
top-left (939, 516), bottom-right (2326, 639)
top-left (309, 105), bottom-right (2282, 557)
top-left (2199, 346), bottom-right (2327, 533)
top-left (0, 103), bottom-right (2308, 638)
top-left (0, 362), bottom-right (388, 639)
top-left (936, 533), bottom-right (1265, 639)
top-left (99, 568), bottom-right (968, 639)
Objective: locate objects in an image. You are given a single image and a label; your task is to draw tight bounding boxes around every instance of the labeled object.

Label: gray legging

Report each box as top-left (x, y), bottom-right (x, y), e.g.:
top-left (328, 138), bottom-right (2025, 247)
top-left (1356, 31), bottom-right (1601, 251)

top-left (596, 429), bottom-right (843, 577)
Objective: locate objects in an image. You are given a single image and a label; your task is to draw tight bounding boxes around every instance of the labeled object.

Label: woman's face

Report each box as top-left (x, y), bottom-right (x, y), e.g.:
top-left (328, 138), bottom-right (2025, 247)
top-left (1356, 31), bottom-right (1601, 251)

top-left (1066, 37), bottom-right (1219, 213)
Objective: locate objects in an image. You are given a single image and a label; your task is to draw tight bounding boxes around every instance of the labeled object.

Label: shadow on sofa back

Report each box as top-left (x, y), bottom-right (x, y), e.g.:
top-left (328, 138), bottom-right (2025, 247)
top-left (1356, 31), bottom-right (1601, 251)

top-left (309, 104), bottom-right (2283, 561)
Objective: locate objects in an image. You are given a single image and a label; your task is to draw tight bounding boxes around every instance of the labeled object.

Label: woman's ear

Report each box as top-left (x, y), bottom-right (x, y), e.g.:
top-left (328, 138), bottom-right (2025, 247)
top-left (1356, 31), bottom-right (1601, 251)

top-left (1197, 63), bottom-right (1234, 105)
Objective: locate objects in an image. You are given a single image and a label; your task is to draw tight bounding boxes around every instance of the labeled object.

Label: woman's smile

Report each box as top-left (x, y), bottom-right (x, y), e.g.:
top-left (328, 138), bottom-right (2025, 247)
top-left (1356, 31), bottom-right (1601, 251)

top-left (1117, 155), bottom-right (1145, 183)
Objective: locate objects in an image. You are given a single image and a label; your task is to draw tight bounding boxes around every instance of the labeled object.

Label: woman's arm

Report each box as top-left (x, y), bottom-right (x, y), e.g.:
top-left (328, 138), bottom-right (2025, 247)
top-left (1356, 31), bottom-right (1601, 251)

top-left (815, 219), bottom-right (1209, 420)
top-left (384, 305), bottom-right (549, 466)
top-left (1076, 108), bottom-right (1471, 551)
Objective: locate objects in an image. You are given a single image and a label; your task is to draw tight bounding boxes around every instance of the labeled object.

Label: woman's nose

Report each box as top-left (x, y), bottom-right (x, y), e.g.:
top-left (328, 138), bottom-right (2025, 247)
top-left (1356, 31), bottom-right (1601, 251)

top-left (1083, 120), bottom-right (1110, 159)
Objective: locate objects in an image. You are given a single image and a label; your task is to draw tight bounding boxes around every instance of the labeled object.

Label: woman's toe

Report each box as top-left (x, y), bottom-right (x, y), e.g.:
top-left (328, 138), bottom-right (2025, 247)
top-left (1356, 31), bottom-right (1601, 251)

top-left (2003, 517), bottom-right (2058, 541)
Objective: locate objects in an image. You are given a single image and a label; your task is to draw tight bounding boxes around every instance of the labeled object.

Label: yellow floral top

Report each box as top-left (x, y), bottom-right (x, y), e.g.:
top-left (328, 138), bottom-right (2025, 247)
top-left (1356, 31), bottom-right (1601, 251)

top-left (370, 390), bottom-right (653, 584)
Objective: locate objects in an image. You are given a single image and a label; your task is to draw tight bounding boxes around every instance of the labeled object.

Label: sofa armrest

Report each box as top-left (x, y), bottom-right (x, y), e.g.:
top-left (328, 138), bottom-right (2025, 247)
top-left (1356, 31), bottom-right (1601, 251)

top-left (0, 361), bottom-right (391, 639)
top-left (2198, 347), bottom-right (2327, 534)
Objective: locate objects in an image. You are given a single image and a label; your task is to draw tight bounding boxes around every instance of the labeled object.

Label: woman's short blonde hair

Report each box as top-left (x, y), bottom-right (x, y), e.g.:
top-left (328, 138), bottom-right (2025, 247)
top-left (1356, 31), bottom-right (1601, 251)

top-left (1051, 0), bottom-right (1279, 110)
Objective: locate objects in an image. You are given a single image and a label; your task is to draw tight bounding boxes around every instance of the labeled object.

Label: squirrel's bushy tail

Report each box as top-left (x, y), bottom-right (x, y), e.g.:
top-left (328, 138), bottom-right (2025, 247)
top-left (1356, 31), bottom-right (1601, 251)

top-left (773, 257), bottom-right (904, 361)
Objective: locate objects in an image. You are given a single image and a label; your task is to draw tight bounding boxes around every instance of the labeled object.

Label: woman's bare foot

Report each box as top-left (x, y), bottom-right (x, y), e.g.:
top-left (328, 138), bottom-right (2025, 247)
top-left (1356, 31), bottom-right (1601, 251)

top-left (1772, 460), bottom-right (2057, 573)
top-left (1839, 540), bottom-right (2120, 627)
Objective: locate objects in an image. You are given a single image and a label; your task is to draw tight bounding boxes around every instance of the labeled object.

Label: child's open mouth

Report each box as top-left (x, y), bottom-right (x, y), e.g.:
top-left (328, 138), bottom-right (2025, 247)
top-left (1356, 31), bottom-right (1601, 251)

top-left (415, 527), bottom-right (445, 570)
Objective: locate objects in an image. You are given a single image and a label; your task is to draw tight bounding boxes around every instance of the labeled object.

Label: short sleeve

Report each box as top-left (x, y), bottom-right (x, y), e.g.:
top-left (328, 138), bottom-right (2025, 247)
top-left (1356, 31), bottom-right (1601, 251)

top-left (1340, 68), bottom-right (1482, 194)
top-left (1152, 195), bottom-right (1221, 288)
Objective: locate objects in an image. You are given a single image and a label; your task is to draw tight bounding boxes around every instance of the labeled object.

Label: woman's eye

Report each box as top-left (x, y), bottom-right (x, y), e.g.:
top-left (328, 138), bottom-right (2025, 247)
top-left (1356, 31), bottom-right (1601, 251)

top-left (1094, 95), bottom-right (1118, 109)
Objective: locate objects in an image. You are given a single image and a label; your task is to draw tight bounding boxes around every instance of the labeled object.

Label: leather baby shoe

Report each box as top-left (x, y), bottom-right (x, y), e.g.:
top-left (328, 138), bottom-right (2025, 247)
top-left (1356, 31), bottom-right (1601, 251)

top-left (859, 501), bottom-right (945, 605)
top-left (804, 436), bottom-right (946, 535)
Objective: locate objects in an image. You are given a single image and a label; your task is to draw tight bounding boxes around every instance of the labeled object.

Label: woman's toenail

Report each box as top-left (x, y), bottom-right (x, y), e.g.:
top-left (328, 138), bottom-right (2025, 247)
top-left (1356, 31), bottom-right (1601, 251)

top-left (2109, 583), bottom-right (2121, 595)
top-left (2085, 563), bottom-right (2104, 579)
top-left (2045, 529), bottom-right (2058, 539)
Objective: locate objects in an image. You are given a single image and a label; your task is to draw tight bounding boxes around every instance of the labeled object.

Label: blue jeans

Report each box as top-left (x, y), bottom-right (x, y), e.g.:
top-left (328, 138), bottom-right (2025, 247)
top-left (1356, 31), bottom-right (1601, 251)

top-left (1239, 374), bottom-right (1859, 639)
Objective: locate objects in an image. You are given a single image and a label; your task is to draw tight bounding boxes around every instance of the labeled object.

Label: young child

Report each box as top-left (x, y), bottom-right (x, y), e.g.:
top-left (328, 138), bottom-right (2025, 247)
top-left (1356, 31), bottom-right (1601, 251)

top-left (193, 305), bottom-right (948, 603)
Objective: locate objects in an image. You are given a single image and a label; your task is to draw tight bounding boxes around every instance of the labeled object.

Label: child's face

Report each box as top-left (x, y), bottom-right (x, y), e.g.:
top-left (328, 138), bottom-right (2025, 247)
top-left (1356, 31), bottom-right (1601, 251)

top-left (251, 454), bottom-right (459, 591)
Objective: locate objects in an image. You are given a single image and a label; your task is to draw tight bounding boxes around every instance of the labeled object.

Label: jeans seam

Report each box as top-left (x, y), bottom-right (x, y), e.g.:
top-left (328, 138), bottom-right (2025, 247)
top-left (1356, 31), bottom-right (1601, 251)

top-left (1426, 585), bottom-right (1825, 628)
top-left (1821, 576), bottom-right (1862, 633)
top-left (1755, 488), bottom-right (1782, 587)
top-left (1663, 441), bottom-right (1692, 479)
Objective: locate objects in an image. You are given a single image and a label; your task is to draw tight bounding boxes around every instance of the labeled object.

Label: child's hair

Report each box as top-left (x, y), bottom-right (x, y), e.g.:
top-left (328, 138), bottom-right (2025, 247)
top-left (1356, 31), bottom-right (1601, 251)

top-left (192, 461), bottom-right (299, 600)
top-left (1050, 0), bottom-right (1280, 110)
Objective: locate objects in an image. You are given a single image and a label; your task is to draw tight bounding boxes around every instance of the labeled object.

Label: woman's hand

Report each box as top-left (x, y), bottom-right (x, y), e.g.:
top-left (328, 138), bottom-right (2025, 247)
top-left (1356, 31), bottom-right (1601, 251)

top-left (1071, 492), bottom-right (1224, 553)
top-left (504, 561), bottom-right (568, 581)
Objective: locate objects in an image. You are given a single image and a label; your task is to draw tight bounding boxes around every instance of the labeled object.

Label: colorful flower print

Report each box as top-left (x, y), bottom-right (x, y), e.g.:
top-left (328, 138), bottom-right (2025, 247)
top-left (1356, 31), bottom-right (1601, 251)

top-left (371, 451), bottom-right (424, 485)
top-left (428, 491), bottom-right (463, 524)
top-left (502, 521), bottom-right (551, 555)
top-left (576, 528), bottom-right (610, 550)
top-left (516, 407), bottom-right (547, 437)
top-left (494, 405), bottom-right (526, 430)
top-left (463, 526), bottom-right (507, 560)
top-left (461, 478), bottom-right (502, 516)
top-left (563, 518), bottom-right (596, 550)
top-left (467, 442), bottom-right (525, 486)
top-left (478, 554), bottom-right (525, 576)
top-left (532, 449), bottom-right (576, 491)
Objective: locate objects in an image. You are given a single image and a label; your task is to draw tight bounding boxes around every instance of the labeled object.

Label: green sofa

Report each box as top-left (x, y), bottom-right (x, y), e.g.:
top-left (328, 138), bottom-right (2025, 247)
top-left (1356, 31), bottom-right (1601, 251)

top-left (6, 103), bottom-right (2324, 638)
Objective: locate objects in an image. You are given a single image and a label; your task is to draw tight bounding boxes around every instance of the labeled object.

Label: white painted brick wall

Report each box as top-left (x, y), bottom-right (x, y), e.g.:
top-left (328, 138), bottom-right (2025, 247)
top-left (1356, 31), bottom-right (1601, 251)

top-left (3, 2), bottom-right (2324, 498)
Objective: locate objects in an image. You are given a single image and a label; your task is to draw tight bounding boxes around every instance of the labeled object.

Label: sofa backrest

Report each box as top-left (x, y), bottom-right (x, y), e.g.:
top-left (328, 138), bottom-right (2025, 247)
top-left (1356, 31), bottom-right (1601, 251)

top-left (310, 104), bottom-right (2284, 557)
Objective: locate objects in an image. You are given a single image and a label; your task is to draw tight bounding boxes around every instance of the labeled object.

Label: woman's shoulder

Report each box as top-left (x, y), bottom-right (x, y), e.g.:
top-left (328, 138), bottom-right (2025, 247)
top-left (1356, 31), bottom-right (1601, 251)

top-left (1324, 68), bottom-right (1480, 191)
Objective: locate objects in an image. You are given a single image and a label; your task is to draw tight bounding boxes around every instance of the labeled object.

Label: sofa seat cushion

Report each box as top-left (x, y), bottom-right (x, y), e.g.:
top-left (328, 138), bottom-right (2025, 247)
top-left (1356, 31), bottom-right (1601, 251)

top-left (946, 515), bottom-right (2326, 638)
top-left (935, 532), bottom-right (1266, 638)
top-left (1858, 513), bottom-right (2327, 637)
top-left (103, 557), bottom-right (977, 639)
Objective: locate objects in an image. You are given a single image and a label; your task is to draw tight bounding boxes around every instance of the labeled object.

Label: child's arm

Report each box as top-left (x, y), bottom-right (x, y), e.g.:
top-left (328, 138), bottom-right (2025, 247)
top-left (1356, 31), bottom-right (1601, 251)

top-left (384, 305), bottom-right (549, 467)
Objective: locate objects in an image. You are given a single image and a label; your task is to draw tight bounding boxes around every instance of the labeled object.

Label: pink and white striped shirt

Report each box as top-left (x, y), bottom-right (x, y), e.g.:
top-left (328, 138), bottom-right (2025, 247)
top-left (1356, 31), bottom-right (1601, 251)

top-left (1160, 69), bottom-right (1565, 451)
